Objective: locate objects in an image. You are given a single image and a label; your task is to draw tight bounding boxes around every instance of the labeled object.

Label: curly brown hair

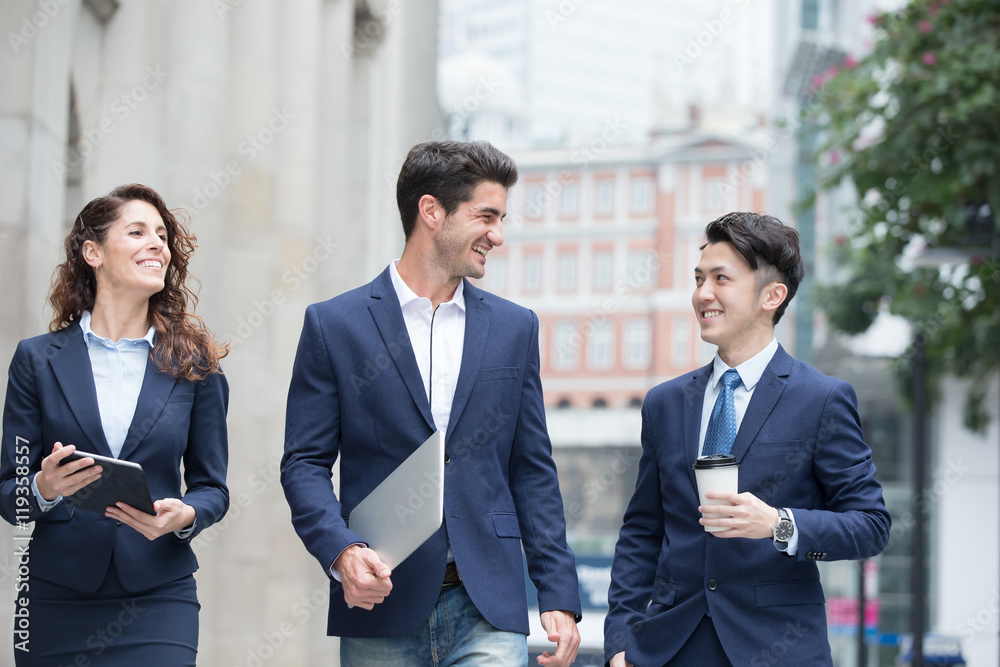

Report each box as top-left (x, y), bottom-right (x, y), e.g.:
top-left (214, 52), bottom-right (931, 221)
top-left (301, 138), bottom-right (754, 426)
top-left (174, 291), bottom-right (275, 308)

top-left (49, 183), bottom-right (228, 381)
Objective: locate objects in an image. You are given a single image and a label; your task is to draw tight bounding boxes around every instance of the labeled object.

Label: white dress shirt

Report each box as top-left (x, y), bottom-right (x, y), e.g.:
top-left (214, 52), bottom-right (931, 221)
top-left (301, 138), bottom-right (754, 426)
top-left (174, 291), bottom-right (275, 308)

top-left (331, 263), bottom-right (467, 579)
top-left (697, 338), bottom-right (798, 554)
top-left (389, 260), bottom-right (466, 434)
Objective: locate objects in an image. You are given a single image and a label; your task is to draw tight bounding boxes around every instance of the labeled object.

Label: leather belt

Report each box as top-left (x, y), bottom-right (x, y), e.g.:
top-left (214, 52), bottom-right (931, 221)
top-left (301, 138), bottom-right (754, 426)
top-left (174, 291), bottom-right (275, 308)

top-left (442, 562), bottom-right (462, 588)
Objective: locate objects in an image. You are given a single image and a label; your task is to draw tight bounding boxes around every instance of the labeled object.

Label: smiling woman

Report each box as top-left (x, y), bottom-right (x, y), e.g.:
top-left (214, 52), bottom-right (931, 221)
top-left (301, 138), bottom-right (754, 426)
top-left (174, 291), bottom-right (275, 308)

top-left (0, 183), bottom-right (231, 666)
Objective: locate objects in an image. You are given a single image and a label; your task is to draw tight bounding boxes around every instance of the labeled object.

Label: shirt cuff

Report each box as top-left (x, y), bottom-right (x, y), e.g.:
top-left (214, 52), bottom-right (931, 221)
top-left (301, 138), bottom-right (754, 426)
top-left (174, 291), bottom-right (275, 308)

top-left (32, 473), bottom-right (62, 511)
top-left (174, 516), bottom-right (198, 539)
top-left (329, 543), bottom-right (367, 582)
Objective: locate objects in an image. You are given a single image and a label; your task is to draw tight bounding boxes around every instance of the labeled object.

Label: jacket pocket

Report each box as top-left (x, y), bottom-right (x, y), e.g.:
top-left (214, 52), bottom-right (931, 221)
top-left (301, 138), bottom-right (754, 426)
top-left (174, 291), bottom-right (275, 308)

top-left (651, 576), bottom-right (678, 606)
top-left (479, 367), bottom-right (519, 381)
top-left (491, 512), bottom-right (521, 538)
top-left (754, 578), bottom-right (825, 607)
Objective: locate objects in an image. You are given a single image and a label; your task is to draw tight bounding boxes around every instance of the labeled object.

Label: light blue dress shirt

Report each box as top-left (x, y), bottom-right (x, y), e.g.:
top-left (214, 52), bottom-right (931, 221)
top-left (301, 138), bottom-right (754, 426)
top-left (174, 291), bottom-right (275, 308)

top-left (31, 313), bottom-right (198, 537)
top-left (697, 338), bottom-right (799, 554)
top-left (80, 309), bottom-right (155, 457)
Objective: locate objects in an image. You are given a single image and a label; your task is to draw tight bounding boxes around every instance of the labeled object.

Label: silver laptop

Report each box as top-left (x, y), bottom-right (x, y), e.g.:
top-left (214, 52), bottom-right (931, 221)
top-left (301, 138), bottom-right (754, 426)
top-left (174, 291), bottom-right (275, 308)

top-left (348, 430), bottom-right (445, 570)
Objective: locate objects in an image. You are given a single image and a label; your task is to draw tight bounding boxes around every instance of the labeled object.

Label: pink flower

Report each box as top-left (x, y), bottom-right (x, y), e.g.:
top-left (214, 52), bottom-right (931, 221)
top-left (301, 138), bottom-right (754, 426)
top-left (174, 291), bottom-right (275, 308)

top-left (811, 73), bottom-right (825, 88)
top-left (922, 52), bottom-right (936, 65)
top-left (919, 20), bottom-right (933, 32)
top-left (830, 150), bottom-right (841, 164)
top-left (866, 13), bottom-right (879, 24)
top-left (845, 55), bottom-right (858, 69)
top-left (825, 65), bottom-right (840, 80)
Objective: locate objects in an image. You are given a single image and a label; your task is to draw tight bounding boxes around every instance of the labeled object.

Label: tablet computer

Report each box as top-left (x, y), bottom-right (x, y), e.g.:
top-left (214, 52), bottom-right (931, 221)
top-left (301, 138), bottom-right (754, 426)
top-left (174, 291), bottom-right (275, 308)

top-left (57, 450), bottom-right (156, 515)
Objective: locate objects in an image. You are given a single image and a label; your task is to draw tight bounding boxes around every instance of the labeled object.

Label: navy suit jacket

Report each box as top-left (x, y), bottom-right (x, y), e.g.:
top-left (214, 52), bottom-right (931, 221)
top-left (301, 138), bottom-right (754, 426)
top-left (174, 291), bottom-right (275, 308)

top-left (605, 345), bottom-right (890, 667)
top-left (281, 268), bottom-right (581, 638)
top-left (0, 324), bottom-right (230, 592)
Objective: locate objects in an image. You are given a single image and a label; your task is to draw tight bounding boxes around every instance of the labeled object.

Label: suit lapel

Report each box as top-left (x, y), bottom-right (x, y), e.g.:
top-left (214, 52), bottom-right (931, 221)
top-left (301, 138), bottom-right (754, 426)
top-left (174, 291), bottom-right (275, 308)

top-left (446, 280), bottom-right (489, 442)
top-left (683, 363), bottom-right (713, 493)
top-left (730, 345), bottom-right (792, 462)
top-left (48, 324), bottom-right (113, 457)
top-left (368, 269), bottom-right (436, 432)
top-left (118, 358), bottom-right (177, 460)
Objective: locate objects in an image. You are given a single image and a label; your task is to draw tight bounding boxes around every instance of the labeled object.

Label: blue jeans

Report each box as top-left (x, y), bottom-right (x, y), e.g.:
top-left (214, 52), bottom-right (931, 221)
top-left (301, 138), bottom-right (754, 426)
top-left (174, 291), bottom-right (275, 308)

top-left (340, 584), bottom-right (527, 666)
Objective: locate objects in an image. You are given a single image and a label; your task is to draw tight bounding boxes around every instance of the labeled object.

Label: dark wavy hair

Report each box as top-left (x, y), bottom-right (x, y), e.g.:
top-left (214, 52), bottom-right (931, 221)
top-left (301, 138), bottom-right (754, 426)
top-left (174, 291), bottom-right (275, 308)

top-left (396, 140), bottom-right (518, 240)
top-left (48, 183), bottom-right (228, 381)
top-left (703, 212), bottom-right (805, 325)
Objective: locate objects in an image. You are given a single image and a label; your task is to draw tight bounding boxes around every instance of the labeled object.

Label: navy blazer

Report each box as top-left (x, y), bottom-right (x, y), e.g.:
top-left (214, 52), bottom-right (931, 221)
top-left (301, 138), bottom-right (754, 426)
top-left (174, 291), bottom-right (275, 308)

top-left (0, 324), bottom-right (230, 593)
top-left (605, 345), bottom-right (890, 667)
top-left (281, 268), bottom-right (582, 638)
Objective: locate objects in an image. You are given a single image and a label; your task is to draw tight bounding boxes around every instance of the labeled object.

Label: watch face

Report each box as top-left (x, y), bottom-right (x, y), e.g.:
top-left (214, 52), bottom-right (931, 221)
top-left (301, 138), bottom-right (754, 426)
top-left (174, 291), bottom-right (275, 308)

top-left (774, 520), bottom-right (794, 542)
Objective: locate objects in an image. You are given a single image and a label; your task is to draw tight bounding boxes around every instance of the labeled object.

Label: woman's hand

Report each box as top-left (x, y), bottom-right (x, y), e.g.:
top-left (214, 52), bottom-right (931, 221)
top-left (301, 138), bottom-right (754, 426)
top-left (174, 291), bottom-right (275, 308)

top-left (35, 442), bottom-right (103, 501)
top-left (106, 499), bottom-right (196, 541)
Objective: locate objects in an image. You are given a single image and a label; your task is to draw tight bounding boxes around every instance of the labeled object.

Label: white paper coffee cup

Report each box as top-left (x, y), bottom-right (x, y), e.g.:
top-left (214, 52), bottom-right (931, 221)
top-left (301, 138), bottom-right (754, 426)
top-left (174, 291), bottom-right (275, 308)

top-left (693, 455), bottom-right (739, 532)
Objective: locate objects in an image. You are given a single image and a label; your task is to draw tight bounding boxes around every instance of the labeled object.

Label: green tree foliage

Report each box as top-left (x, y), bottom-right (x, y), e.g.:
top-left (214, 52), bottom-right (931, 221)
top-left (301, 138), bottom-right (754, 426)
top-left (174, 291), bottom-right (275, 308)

top-left (808, 0), bottom-right (1000, 431)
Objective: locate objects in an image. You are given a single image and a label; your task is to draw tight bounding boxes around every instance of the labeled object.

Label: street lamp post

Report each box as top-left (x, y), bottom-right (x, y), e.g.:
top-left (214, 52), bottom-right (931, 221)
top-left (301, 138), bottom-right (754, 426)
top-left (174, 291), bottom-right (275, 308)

top-left (910, 331), bottom-right (928, 667)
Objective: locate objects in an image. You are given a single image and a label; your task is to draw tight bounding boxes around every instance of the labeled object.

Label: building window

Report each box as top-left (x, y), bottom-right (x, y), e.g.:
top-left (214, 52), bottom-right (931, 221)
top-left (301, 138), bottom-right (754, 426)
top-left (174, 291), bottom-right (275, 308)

top-left (556, 398), bottom-right (572, 409)
top-left (628, 396), bottom-right (643, 408)
top-left (560, 182), bottom-right (579, 217)
top-left (523, 254), bottom-right (542, 292)
top-left (553, 319), bottom-right (579, 370)
top-left (626, 250), bottom-right (657, 288)
top-left (525, 183), bottom-right (545, 219)
top-left (486, 255), bottom-right (507, 293)
top-left (623, 317), bottom-right (652, 369)
top-left (593, 251), bottom-right (613, 289)
top-left (631, 177), bottom-right (654, 214)
top-left (595, 180), bottom-right (615, 215)
top-left (587, 320), bottom-right (614, 369)
top-left (558, 252), bottom-right (577, 291)
top-left (704, 178), bottom-right (724, 211)
top-left (671, 316), bottom-right (691, 367)
top-left (592, 397), bottom-right (608, 408)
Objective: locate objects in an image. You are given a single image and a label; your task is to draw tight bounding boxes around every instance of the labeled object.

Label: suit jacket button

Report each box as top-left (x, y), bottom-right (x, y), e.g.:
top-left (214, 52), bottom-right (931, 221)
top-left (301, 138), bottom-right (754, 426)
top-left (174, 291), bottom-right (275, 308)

top-left (444, 454), bottom-right (451, 464)
top-left (707, 579), bottom-right (718, 591)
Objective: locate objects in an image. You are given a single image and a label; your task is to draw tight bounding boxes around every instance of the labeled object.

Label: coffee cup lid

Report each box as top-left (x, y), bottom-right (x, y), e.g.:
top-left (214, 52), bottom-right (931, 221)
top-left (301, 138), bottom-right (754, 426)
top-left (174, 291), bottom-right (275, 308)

top-left (692, 454), bottom-right (738, 469)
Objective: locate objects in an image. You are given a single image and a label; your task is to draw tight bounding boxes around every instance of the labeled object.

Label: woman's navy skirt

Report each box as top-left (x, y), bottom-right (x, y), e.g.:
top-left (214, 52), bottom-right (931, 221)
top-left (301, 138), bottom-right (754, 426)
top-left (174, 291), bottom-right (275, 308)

top-left (14, 558), bottom-right (199, 666)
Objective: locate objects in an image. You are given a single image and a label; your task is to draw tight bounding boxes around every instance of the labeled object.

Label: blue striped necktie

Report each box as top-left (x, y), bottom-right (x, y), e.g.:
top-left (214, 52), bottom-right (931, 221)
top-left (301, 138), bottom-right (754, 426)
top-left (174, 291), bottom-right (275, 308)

top-left (703, 369), bottom-right (742, 456)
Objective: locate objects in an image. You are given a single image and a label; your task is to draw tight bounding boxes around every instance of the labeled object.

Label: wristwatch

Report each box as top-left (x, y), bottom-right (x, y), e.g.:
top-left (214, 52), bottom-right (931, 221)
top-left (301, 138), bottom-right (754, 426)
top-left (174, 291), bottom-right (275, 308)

top-left (772, 507), bottom-right (794, 544)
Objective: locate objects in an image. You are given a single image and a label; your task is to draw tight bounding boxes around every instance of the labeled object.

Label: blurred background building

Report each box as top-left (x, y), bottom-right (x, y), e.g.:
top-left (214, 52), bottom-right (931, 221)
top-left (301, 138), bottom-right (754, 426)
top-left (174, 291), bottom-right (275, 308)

top-left (0, 0), bottom-right (996, 665)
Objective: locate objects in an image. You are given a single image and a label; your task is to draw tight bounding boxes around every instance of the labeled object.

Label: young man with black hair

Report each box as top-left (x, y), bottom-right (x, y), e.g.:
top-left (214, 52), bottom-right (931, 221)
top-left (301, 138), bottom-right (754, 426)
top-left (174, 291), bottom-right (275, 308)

top-left (605, 212), bottom-right (890, 667)
top-left (282, 141), bottom-right (581, 667)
